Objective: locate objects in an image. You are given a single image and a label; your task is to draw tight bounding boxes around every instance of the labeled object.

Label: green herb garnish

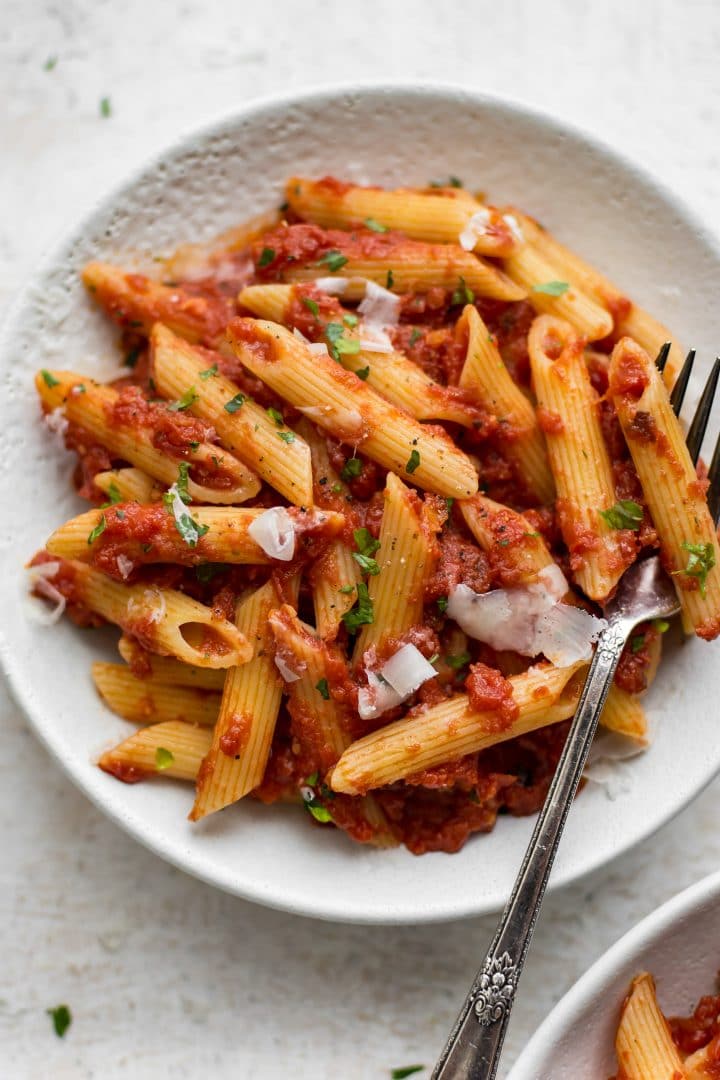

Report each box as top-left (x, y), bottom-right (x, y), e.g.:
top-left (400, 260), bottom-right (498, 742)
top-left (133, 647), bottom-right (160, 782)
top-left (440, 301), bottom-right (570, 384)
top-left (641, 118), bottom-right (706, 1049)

top-left (437, 596), bottom-right (448, 613)
top-left (41, 369), bottom-right (59, 388)
top-left (365, 217), bottom-right (388, 233)
top-left (677, 541), bottom-right (716, 597)
top-left (386, 269), bottom-right (395, 289)
top-left (341, 581), bottom-right (374, 632)
top-left (353, 527), bottom-right (381, 576)
top-left (99, 96), bottom-right (112, 118)
top-left (341, 456), bottom-right (362, 481)
top-left (267, 406), bottom-right (284, 426)
top-left (446, 652), bottom-right (470, 670)
top-left (200, 364), bottom-right (218, 380)
top-left (391, 1067), bottom-right (425, 1079)
top-left (451, 276), bottom-right (474, 305)
top-left (406, 449), bottom-right (421, 474)
top-left (630, 635), bottom-right (645, 654)
top-left (278, 430), bottom-right (295, 444)
top-left (533, 280), bottom-right (569, 296)
top-left (258, 247), bottom-right (275, 268)
top-left (87, 515), bottom-right (106, 545)
top-left (599, 500), bottom-right (643, 530)
top-left (302, 297), bottom-right (320, 318)
top-left (355, 365), bottom-right (370, 380)
top-left (155, 747), bottom-right (174, 770)
top-left (315, 679), bottom-right (330, 700)
top-left (319, 250), bottom-right (348, 273)
top-left (168, 386), bottom-right (198, 412)
top-left (325, 321), bottom-right (361, 362)
top-left (224, 392), bottom-right (246, 414)
top-left (47, 1005), bottom-right (72, 1038)
top-left (409, 328), bottom-right (422, 347)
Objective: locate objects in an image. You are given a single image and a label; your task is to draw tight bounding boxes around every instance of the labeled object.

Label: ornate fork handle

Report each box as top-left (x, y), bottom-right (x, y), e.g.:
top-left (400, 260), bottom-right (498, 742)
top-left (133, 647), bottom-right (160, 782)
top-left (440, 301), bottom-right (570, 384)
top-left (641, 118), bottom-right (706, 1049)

top-left (432, 619), bottom-right (628, 1079)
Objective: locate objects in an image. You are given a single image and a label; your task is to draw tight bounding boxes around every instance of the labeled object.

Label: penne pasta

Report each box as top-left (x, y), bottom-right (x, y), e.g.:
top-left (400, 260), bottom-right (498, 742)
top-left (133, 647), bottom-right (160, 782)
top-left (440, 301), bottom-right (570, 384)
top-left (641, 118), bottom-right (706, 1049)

top-left (286, 175), bottom-right (523, 256)
top-left (60, 559), bottom-right (251, 667)
top-left (225, 319), bottom-right (479, 499)
top-left (457, 305), bottom-right (555, 503)
top-left (352, 472), bottom-right (441, 663)
top-left (35, 370), bottom-right (260, 504)
top-left (615, 973), bottom-right (687, 1080)
top-left (93, 662), bottom-right (220, 726)
top-left (95, 467), bottom-right (161, 504)
top-left (99, 720), bottom-right (213, 783)
top-left (190, 577), bottom-right (298, 820)
top-left (150, 323), bottom-right (315, 506)
top-left (117, 635), bottom-right (226, 690)
top-left (459, 494), bottom-right (556, 583)
top-left (330, 661), bottom-right (585, 794)
top-left (528, 315), bottom-right (636, 601)
top-left (609, 337), bottom-right (720, 638)
top-left (600, 685), bottom-right (649, 742)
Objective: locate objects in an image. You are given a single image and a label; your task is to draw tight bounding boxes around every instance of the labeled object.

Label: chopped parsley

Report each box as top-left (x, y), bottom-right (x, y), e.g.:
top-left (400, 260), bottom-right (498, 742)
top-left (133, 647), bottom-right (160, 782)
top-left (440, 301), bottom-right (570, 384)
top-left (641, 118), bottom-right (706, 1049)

top-left (195, 562), bottom-right (227, 583)
top-left (326, 322), bottom-right (361, 362)
top-left (533, 280), bottom-right (569, 296)
top-left (87, 515), bottom-right (106, 545)
top-left (278, 430), bottom-right (295, 444)
top-left (315, 678), bottom-right (330, 700)
top-left (409, 328), bottom-right (422, 347)
top-left (43, 56), bottom-right (58, 71)
top-left (267, 406), bottom-right (285, 426)
top-left (100, 481), bottom-right (122, 508)
top-left (124, 346), bottom-right (141, 368)
top-left (305, 771), bottom-right (319, 786)
top-left (301, 784), bottom-right (333, 823)
top-left (653, 618), bottom-right (670, 633)
top-left (630, 634), bottom-right (645, 654)
top-left (437, 596), bottom-right (448, 613)
top-left (341, 581), bottom-right (374, 632)
top-left (302, 297), bottom-right (320, 318)
top-left (342, 313), bottom-right (359, 328)
top-left (391, 1067), bottom-right (425, 1079)
top-left (224, 392), bottom-right (246, 413)
top-left (341, 456), bottom-right (362, 481)
top-left (451, 276), bottom-right (474, 306)
top-left (163, 487), bottom-right (209, 548)
top-left (40, 369), bottom-right (59, 388)
top-left (319, 250), bottom-right (348, 273)
top-left (445, 497), bottom-right (454, 513)
top-left (155, 747), bottom-right (174, 770)
top-left (599, 500), bottom-right (643, 530)
top-left (257, 247), bottom-right (275, 268)
top-left (365, 217), bottom-right (387, 233)
top-left (430, 176), bottom-right (462, 188)
top-left (175, 461), bottom-right (191, 503)
top-left (353, 527), bottom-right (381, 576)
top-left (199, 364), bottom-right (218, 380)
top-left (406, 449), bottom-right (421, 474)
top-left (47, 1004), bottom-right (72, 1038)
top-left (677, 541), bottom-right (716, 597)
top-left (355, 365), bottom-right (370, 380)
top-left (446, 651), bottom-right (470, 670)
top-left (168, 386), bottom-right (198, 412)
top-left (386, 269), bottom-right (395, 289)
top-left (338, 584), bottom-right (355, 594)
top-left (99, 96), bottom-right (112, 118)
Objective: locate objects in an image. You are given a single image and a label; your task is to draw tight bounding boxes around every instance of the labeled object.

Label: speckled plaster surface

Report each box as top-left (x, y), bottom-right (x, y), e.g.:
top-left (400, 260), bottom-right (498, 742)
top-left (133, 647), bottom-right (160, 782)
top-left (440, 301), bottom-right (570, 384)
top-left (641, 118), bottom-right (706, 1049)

top-left (3, 2), bottom-right (720, 1077)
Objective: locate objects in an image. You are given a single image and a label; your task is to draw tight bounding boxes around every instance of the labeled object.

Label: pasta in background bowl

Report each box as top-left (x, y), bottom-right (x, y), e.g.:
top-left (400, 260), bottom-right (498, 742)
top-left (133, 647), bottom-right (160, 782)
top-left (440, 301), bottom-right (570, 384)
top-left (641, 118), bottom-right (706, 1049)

top-left (507, 869), bottom-right (720, 1079)
top-left (2, 84), bottom-right (720, 923)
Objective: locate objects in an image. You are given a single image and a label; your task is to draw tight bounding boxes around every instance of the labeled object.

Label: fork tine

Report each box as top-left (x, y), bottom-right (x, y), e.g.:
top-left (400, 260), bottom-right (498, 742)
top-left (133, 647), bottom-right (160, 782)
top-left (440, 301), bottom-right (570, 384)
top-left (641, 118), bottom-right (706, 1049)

top-left (707, 429), bottom-right (720, 524)
top-left (655, 341), bottom-right (671, 373)
top-left (686, 357), bottom-right (720, 464)
top-left (670, 349), bottom-right (696, 417)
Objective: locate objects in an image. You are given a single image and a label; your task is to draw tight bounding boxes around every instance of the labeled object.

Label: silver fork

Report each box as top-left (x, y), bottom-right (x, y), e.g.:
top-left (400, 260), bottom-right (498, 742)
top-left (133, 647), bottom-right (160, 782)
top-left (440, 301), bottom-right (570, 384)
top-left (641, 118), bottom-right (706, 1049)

top-left (432, 345), bottom-right (720, 1080)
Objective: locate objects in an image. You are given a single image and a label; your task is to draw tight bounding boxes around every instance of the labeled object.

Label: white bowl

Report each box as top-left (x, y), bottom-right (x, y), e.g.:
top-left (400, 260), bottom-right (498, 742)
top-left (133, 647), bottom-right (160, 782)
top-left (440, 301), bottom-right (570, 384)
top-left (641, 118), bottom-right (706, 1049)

top-left (508, 869), bottom-right (720, 1078)
top-left (2, 83), bottom-right (720, 925)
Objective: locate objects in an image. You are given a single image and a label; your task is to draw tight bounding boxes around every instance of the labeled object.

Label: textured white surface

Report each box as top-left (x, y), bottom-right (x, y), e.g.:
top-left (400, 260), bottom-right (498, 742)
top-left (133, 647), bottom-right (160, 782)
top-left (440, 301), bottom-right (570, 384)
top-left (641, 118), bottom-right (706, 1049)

top-left (3, 1), bottom-right (720, 1077)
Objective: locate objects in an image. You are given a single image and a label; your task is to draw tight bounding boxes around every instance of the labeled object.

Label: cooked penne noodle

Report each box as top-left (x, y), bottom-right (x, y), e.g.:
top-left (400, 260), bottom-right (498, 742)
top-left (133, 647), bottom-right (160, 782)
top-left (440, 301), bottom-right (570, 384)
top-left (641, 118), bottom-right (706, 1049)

top-left (190, 577), bottom-right (298, 820)
top-left (286, 176), bottom-right (522, 256)
top-left (685, 1043), bottom-right (719, 1079)
top-left (47, 503), bottom-right (342, 569)
top-left (352, 472), bottom-right (440, 663)
top-left (35, 371), bottom-right (260, 504)
top-left (600, 685), bottom-right (649, 742)
top-left (504, 241), bottom-right (613, 342)
top-left (458, 305), bottom-right (555, 503)
top-left (609, 337), bottom-right (720, 638)
top-left (150, 324), bottom-right (314, 506)
top-left (615, 973), bottom-right (687, 1080)
top-left (225, 319), bottom-right (479, 499)
top-left (93, 662), bottom-right (220, 726)
top-left (117, 635), bottom-right (226, 690)
top-left (95, 468), bottom-right (161, 504)
top-left (99, 720), bottom-right (213, 783)
top-left (529, 316), bottom-right (635, 601)
top-left (512, 209), bottom-right (682, 384)
top-left (330, 661), bottom-right (585, 794)
top-left (459, 494), bottom-right (556, 582)
top-left (63, 559), bottom-right (251, 667)
top-left (268, 604), bottom-right (396, 846)
top-left (83, 261), bottom-right (231, 346)
top-left (239, 283), bottom-right (482, 426)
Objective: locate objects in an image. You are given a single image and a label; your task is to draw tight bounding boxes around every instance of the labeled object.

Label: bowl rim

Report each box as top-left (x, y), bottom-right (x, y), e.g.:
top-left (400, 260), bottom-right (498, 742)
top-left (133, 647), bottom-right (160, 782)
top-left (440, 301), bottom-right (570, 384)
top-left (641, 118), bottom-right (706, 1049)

top-left (506, 868), bottom-right (720, 1078)
top-left (3, 80), bottom-right (720, 924)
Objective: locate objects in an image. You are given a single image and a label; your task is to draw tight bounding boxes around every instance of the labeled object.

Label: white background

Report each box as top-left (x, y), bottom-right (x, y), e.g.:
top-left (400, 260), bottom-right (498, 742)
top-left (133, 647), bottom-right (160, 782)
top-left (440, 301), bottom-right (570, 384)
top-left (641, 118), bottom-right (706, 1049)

top-left (3, 1), bottom-right (720, 1077)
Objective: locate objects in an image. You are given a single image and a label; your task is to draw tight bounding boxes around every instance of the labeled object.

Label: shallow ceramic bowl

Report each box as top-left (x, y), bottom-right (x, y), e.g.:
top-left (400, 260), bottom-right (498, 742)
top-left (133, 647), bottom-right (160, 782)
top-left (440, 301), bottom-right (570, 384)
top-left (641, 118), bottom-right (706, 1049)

top-left (508, 869), bottom-right (720, 1078)
top-left (2, 84), bottom-right (720, 924)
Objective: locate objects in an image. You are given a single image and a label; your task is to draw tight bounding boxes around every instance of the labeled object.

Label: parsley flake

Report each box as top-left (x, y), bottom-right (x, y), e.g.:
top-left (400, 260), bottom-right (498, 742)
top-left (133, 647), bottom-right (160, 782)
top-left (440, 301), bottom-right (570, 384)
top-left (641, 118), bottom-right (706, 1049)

top-left (446, 652), bottom-right (470, 670)
top-left (123, 346), bottom-right (140, 368)
top-left (338, 584), bottom-right (355, 594)
top-left (99, 96), bottom-right (111, 118)
top-left (341, 581), bottom-right (374, 632)
top-left (87, 515), bottom-right (106, 545)
top-left (278, 430), bottom-right (295, 444)
top-left (315, 678), bottom-right (330, 700)
top-left (41, 369), bottom-right (59, 388)
top-left (599, 500), bottom-right (643, 530)
top-left (155, 747), bottom-right (174, 770)
top-left (224, 392), bottom-right (246, 414)
top-left (342, 313), bottom-right (359, 328)
top-left (168, 387), bottom-right (198, 412)
top-left (100, 481), bottom-right (122, 508)
top-left (630, 634), bottom-right (645, 654)
top-left (365, 217), bottom-right (388, 233)
top-left (451, 277), bottom-right (474, 306)
top-left (302, 297), bottom-right (319, 318)
top-left (319, 250), bottom-right (348, 273)
top-left (353, 527), bottom-right (381, 576)
top-left (437, 596), bottom-right (448, 613)
top-left (195, 563), bottom-right (227, 583)
top-left (326, 322), bottom-right (361, 362)
top-left (409, 328), bottom-right (422, 347)
top-left (175, 461), bottom-right (192, 503)
top-left (355, 365), bottom-right (370, 380)
top-left (199, 364), bottom-right (218, 380)
top-left (163, 486), bottom-right (209, 548)
top-left (533, 280), bottom-right (570, 296)
top-left (267, 406), bottom-right (285, 426)
top-left (257, 247), bottom-right (275, 268)
top-left (391, 1067), bottom-right (424, 1079)
top-left (341, 456), bottom-right (362, 481)
top-left (43, 56), bottom-right (58, 72)
top-left (406, 449), bottom-right (421, 474)
top-left (430, 176), bottom-right (462, 188)
top-left (386, 269), bottom-right (395, 289)
top-left (47, 1004), bottom-right (72, 1038)
top-left (677, 541), bottom-right (716, 597)
top-left (653, 618), bottom-right (670, 633)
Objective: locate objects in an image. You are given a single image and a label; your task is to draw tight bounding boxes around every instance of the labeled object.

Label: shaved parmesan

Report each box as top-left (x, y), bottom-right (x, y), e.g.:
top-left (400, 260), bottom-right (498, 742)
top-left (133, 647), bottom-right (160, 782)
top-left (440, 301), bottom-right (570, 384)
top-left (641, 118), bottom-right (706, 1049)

top-left (44, 407), bottom-right (68, 439)
top-left (116, 554), bottom-right (134, 580)
top-left (459, 208), bottom-right (491, 251)
top-left (503, 213), bottom-right (525, 244)
top-left (447, 566), bottom-right (607, 667)
top-left (358, 643), bottom-right (437, 719)
top-left (357, 281), bottom-right (400, 353)
top-left (313, 276), bottom-right (350, 296)
top-left (25, 563), bottom-right (66, 625)
top-left (358, 337), bottom-right (393, 353)
top-left (293, 328), bottom-right (330, 356)
top-left (127, 588), bottom-right (166, 625)
top-left (274, 652), bottom-right (302, 683)
top-left (248, 507), bottom-right (295, 562)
